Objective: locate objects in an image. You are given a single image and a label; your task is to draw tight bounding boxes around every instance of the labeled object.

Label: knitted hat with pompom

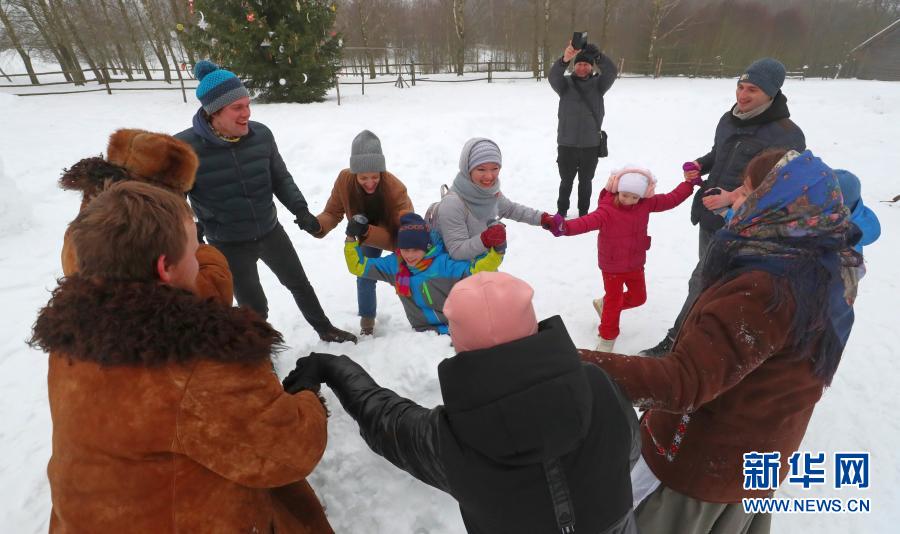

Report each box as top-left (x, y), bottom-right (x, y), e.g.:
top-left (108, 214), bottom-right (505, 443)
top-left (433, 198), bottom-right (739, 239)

top-left (194, 60), bottom-right (250, 114)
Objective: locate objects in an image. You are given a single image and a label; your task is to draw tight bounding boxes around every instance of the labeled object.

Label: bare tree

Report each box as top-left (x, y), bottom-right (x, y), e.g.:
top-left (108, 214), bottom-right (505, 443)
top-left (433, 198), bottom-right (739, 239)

top-left (452, 0), bottom-right (465, 75)
top-left (647, 0), bottom-right (691, 68)
top-left (541, 0), bottom-right (551, 76)
top-left (0, 3), bottom-right (39, 83)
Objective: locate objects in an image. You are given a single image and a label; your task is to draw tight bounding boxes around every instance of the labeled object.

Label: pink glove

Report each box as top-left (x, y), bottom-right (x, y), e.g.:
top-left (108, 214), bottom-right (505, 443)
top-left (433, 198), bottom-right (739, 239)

top-left (548, 213), bottom-right (566, 237)
top-left (683, 161), bottom-right (702, 186)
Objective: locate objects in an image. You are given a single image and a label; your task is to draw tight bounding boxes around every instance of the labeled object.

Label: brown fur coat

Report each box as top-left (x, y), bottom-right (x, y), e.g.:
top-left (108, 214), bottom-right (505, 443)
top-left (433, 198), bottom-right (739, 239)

top-left (315, 169), bottom-right (413, 250)
top-left (32, 277), bottom-right (333, 533)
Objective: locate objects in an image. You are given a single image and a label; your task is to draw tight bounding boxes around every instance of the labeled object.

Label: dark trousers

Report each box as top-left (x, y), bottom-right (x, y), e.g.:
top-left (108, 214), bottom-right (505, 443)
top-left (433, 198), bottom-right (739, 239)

top-left (668, 227), bottom-right (715, 340)
top-left (211, 223), bottom-right (331, 331)
top-left (557, 145), bottom-right (600, 216)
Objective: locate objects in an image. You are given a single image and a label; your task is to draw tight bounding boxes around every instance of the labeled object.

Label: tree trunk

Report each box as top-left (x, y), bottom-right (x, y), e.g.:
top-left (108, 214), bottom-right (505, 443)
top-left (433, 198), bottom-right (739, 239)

top-left (97, 0), bottom-right (134, 80)
top-left (21, 0), bottom-right (72, 82)
top-left (49, 0), bottom-right (105, 82)
top-left (0, 5), bottom-right (40, 84)
top-left (531, 0), bottom-right (540, 77)
top-left (542, 0), bottom-right (552, 77)
top-left (34, 0), bottom-right (87, 84)
top-left (136, 0), bottom-right (172, 82)
top-left (356, 0), bottom-right (377, 79)
top-left (452, 0), bottom-right (465, 75)
top-left (600, 0), bottom-right (619, 52)
top-left (115, 0), bottom-right (153, 80)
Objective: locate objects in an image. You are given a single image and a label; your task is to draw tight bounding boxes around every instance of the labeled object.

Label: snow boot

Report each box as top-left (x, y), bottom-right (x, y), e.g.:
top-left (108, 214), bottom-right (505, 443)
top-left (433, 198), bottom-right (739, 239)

top-left (318, 325), bottom-right (358, 344)
top-left (640, 334), bottom-right (674, 357)
top-left (596, 336), bottom-right (616, 352)
top-left (360, 316), bottom-right (375, 336)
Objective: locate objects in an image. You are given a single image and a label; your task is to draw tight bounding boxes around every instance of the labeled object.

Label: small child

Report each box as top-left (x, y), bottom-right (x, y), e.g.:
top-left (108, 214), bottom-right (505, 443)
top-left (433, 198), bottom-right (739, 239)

top-left (544, 166), bottom-right (698, 351)
top-left (345, 212), bottom-right (503, 334)
top-left (834, 169), bottom-right (881, 254)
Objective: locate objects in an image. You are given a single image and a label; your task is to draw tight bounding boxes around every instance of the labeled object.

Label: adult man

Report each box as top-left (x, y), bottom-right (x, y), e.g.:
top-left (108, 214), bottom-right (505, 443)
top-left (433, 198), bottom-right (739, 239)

top-left (176, 59), bottom-right (356, 343)
top-left (641, 57), bottom-right (806, 356)
top-left (549, 41), bottom-right (618, 217)
top-left (30, 182), bottom-right (332, 533)
top-left (284, 272), bottom-right (640, 534)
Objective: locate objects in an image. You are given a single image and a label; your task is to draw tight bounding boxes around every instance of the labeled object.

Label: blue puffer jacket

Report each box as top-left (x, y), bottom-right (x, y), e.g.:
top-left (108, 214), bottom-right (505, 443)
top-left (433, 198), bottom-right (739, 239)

top-left (691, 92), bottom-right (806, 231)
top-left (175, 109), bottom-right (310, 243)
top-left (849, 201), bottom-right (881, 254)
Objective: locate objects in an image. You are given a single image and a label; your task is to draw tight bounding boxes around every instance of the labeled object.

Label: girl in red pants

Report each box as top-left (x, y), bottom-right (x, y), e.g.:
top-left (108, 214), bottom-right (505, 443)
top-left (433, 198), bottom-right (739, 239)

top-left (544, 166), bottom-right (698, 351)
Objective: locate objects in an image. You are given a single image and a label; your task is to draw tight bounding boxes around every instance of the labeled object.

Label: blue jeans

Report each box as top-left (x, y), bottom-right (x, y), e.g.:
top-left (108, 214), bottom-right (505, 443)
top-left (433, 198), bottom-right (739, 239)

top-left (357, 245), bottom-right (383, 318)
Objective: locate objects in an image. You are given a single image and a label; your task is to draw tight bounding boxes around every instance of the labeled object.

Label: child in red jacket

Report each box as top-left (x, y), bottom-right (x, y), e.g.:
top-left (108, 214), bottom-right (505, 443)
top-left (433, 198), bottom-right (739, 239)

top-left (543, 166), bottom-right (698, 351)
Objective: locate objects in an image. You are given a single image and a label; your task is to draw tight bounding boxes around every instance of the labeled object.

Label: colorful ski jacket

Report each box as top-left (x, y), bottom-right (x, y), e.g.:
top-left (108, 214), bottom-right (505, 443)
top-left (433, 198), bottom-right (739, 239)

top-left (344, 237), bottom-right (503, 333)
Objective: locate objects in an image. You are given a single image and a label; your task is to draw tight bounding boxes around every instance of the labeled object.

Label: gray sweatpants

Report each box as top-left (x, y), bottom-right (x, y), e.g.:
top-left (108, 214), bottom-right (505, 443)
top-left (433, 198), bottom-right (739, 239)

top-left (635, 485), bottom-right (771, 534)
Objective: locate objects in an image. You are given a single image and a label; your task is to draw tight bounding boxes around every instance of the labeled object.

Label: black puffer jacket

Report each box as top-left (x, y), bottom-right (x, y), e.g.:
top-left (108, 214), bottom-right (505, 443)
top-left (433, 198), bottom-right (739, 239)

top-left (549, 55), bottom-right (618, 148)
top-left (322, 316), bottom-right (640, 534)
top-left (176, 110), bottom-right (311, 243)
top-left (691, 92), bottom-right (806, 231)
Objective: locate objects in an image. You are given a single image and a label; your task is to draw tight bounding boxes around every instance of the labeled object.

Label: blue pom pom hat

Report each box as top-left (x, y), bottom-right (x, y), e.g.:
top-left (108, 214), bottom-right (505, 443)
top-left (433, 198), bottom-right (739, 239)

top-left (193, 60), bottom-right (250, 115)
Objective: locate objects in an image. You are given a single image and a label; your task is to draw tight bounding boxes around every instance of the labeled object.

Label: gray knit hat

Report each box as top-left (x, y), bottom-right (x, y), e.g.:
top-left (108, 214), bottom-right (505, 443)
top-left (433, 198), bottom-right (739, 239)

top-left (459, 138), bottom-right (502, 175)
top-left (349, 130), bottom-right (386, 174)
top-left (739, 58), bottom-right (786, 97)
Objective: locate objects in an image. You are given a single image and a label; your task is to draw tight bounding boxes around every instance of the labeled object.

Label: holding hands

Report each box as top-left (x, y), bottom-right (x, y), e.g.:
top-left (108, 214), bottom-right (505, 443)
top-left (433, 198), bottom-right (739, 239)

top-left (480, 222), bottom-right (507, 250)
top-left (541, 212), bottom-right (566, 237)
top-left (282, 352), bottom-right (339, 394)
top-left (295, 210), bottom-right (322, 235)
top-left (683, 161), bottom-right (703, 187)
top-left (346, 214), bottom-right (370, 239)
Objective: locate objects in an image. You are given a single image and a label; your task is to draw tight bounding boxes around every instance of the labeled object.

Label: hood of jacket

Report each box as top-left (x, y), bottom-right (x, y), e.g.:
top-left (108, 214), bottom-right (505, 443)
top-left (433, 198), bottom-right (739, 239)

top-left (437, 315), bottom-right (592, 466)
top-left (30, 276), bottom-right (280, 366)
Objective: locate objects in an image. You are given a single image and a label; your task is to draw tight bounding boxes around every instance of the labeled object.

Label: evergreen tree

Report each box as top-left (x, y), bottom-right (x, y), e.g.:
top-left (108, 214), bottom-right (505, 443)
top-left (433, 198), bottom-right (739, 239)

top-left (187, 0), bottom-right (341, 103)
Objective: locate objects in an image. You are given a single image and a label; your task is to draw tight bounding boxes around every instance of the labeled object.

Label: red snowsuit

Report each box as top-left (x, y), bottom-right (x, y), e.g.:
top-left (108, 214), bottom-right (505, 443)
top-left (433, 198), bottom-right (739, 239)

top-left (564, 182), bottom-right (694, 339)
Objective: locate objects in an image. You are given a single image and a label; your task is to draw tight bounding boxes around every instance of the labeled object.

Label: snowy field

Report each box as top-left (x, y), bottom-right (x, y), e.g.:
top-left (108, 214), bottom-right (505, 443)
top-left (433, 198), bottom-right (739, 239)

top-left (0, 71), bottom-right (898, 533)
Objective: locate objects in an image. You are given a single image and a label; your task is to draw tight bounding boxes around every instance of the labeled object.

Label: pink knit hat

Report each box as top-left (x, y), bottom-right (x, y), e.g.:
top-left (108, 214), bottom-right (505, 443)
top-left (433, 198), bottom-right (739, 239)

top-left (444, 272), bottom-right (539, 352)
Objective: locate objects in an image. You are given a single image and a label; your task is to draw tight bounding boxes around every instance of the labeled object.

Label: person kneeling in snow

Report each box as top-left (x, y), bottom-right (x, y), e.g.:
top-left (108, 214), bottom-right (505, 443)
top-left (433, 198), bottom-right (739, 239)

top-left (344, 212), bottom-right (503, 334)
top-left (282, 272), bottom-right (640, 534)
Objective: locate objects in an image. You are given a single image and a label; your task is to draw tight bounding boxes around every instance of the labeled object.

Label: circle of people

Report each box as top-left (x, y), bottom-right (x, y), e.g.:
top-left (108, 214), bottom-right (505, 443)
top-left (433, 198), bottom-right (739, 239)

top-left (32, 43), bottom-right (881, 534)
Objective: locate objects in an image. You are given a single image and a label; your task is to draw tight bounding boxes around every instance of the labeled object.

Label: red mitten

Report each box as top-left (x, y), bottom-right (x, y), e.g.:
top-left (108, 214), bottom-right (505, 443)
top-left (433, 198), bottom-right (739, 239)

top-left (540, 212), bottom-right (555, 230)
top-left (480, 224), bottom-right (507, 248)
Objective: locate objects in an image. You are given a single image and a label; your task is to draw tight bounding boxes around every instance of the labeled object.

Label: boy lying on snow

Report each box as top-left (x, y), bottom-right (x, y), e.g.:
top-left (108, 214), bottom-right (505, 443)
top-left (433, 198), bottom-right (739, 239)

top-left (344, 212), bottom-right (503, 334)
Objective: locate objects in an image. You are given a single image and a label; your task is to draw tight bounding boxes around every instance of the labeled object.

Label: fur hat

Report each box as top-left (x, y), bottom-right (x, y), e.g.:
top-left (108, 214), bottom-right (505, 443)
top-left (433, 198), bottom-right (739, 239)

top-left (397, 212), bottom-right (430, 251)
top-left (106, 129), bottom-right (198, 193)
top-left (739, 58), bottom-right (786, 98)
top-left (444, 272), bottom-right (539, 353)
top-left (59, 156), bottom-right (131, 200)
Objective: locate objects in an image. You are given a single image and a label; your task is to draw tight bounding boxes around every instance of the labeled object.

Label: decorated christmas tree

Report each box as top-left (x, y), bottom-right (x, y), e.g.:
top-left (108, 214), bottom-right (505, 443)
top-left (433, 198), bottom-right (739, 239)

top-left (186, 0), bottom-right (341, 103)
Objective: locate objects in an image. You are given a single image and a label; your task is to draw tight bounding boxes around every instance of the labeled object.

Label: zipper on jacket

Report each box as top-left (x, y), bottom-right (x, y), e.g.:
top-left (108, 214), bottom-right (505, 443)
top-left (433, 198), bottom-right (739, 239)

top-left (421, 282), bottom-right (434, 305)
top-left (230, 148), bottom-right (262, 239)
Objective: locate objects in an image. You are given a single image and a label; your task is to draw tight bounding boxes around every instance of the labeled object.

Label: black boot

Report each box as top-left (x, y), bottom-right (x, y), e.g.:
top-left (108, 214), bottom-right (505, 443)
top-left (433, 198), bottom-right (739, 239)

top-left (639, 335), bottom-right (674, 357)
top-left (318, 325), bottom-right (358, 344)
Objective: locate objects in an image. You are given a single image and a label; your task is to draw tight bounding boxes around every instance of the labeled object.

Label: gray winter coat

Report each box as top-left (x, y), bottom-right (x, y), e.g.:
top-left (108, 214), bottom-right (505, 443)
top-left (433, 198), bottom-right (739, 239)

top-left (176, 110), bottom-right (311, 243)
top-left (435, 192), bottom-right (542, 261)
top-left (549, 55), bottom-right (618, 148)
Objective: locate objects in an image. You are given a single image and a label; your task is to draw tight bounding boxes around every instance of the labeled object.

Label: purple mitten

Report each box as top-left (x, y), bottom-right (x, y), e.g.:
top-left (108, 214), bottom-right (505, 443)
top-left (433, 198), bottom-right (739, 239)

top-left (683, 161), bottom-right (703, 187)
top-left (549, 213), bottom-right (566, 237)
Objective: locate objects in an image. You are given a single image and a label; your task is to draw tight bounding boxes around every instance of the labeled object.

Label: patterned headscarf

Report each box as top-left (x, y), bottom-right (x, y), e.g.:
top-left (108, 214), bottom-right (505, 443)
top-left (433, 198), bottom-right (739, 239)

top-left (702, 150), bottom-right (862, 385)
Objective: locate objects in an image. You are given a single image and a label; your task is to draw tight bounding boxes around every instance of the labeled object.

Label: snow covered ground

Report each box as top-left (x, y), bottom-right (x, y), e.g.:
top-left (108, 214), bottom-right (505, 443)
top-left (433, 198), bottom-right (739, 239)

top-left (0, 71), bottom-right (897, 533)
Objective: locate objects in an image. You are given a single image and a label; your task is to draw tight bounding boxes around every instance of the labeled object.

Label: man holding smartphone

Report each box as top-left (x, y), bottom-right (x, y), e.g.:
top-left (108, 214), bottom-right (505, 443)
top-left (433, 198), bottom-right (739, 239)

top-left (549, 36), bottom-right (618, 217)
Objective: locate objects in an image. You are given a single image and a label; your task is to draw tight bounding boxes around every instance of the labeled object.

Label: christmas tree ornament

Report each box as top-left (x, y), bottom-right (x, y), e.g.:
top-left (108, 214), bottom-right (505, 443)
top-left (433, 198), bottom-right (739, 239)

top-left (279, 78), bottom-right (287, 85)
top-left (197, 11), bottom-right (208, 30)
top-left (247, 12), bottom-right (256, 22)
top-left (302, 73), bottom-right (308, 84)
top-left (176, 23), bottom-right (185, 31)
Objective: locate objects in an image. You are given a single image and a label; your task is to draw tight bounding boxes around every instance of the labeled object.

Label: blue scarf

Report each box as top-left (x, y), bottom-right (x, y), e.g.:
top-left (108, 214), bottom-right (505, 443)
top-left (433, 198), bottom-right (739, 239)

top-left (702, 150), bottom-right (861, 385)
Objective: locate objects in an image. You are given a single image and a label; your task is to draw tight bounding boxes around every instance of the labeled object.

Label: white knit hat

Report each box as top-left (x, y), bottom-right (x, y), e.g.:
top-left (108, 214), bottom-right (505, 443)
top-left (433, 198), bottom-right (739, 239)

top-left (611, 166), bottom-right (656, 198)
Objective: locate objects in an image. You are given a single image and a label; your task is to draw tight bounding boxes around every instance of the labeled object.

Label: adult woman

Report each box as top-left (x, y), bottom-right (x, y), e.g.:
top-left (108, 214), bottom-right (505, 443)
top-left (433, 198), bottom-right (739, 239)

top-left (314, 130), bottom-right (413, 335)
top-left (580, 149), bottom-right (860, 533)
top-left (432, 137), bottom-right (549, 261)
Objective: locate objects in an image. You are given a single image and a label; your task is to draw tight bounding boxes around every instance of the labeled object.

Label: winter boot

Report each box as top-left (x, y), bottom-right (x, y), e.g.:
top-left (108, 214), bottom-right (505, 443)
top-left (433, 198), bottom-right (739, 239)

top-left (592, 298), bottom-right (604, 318)
top-left (596, 336), bottom-right (616, 352)
top-left (360, 316), bottom-right (375, 336)
top-left (318, 325), bottom-right (358, 344)
top-left (639, 334), bottom-right (674, 357)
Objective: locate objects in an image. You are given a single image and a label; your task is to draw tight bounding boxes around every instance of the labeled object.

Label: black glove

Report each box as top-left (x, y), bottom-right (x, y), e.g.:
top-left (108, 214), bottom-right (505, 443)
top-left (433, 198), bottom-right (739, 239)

top-left (294, 210), bottom-right (322, 235)
top-left (346, 214), bottom-right (370, 238)
top-left (282, 352), bottom-right (337, 394)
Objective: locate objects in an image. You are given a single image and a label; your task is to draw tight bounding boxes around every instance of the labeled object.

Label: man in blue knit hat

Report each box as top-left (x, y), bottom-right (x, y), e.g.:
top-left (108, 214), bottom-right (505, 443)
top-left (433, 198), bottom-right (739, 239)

top-left (176, 60), bottom-right (357, 343)
top-left (641, 57), bottom-right (807, 356)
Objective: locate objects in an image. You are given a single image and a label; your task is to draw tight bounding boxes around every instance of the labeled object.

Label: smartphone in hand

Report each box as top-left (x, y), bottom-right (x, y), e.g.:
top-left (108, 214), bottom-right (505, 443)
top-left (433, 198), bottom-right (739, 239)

top-left (572, 31), bottom-right (587, 50)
